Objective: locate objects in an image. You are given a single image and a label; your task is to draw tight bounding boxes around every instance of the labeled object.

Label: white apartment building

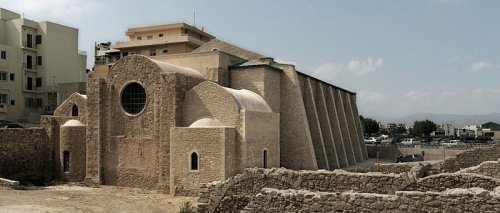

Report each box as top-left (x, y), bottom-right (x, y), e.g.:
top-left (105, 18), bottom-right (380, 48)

top-left (0, 8), bottom-right (86, 123)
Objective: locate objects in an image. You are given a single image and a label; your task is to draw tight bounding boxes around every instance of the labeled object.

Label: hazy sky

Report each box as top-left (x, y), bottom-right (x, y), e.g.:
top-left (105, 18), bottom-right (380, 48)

top-left (2, 0), bottom-right (499, 121)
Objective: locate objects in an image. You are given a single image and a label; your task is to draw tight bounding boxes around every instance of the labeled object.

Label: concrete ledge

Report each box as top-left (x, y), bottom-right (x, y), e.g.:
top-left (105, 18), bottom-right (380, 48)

top-left (0, 177), bottom-right (20, 189)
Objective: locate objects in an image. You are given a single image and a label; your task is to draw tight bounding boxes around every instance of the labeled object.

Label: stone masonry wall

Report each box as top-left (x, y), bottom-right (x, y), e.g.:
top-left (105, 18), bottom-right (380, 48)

top-left (241, 188), bottom-right (500, 213)
top-left (0, 128), bottom-right (50, 185)
top-left (273, 63), bottom-right (317, 170)
top-left (242, 110), bottom-right (280, 169)
top-left (0, 177), bottom-right (19, 189)
top-left (54, 92), bottom-right (87, 117)
top-left (170, 127), bottom-right (236, 196)
top-left (404, 173), bottom-right (500, 192)
top-left (376, 162), bottom-right (433, 178)
top-left (198, 168), bottom-right (417, 212)
top-left (439, 144), bottom-right (500, 173)
top-left (460, 159), bottom-right (500, 179)
top-left (198, 163), bottom-right (500, 212)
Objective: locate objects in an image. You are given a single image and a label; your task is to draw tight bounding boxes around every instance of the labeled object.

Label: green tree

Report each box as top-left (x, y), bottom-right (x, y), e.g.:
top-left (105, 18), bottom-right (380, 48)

top-left (360, 116), bottom-right (379, 137)
top-left (378, 128), bottom-right (389, 136)
top-left (412, 120), bottom-right (437, 137)
top-left (393, 126), bottom-right (407, 136)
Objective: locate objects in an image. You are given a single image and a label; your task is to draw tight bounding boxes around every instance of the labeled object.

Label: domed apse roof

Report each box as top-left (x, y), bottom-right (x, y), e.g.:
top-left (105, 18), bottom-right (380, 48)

top-left (62, 120), bottom-right (85, 127)
top-left (223, 87), bottom-right (272, 113)
top-left (150, 58), bottom-right (204, 79)
top-left (189, 117), bottom-right (226, 127)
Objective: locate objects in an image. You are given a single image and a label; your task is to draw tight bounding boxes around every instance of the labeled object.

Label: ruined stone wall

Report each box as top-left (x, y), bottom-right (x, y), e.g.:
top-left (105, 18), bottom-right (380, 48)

top-left (0, 128), bottom-right (50, 185)
top-left (170, 127), bottom-right (235, 196)
top-left (375, 161), bottom-right (436, 177)
top-left (198, 166), bottom-right (500, 212)
top-left (241, 110), bottom-right (280, 169)
top-left (439, 144), bottom-right (500, 173)
top-left (460, 159), bottom-right (500, 179)
top-left (241, 188), bottom-right (500, 213)
top-left (197, 168), bottom-right (417, 212)
top-left (404, 173), bottom-right (500, 192)
top-left (0, 178), bottom-right (19, 189)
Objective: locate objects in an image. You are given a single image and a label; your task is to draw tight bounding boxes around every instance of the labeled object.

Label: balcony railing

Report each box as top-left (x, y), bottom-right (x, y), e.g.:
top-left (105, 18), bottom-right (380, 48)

top-left (22, 63), bottom-right (36, 70)
top-left (114, 34), bottom-right (207, 49)
top-left (22, 41), bottom-right (36, 49)
top-left (22, 63), bottom-right (36, 71)
top-left (25, 84), bottom-right (34, 91)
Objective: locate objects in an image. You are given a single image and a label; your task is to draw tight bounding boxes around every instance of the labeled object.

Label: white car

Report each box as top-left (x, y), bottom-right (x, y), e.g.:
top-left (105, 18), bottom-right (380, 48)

top-left (401, 138), bottom-right (419, 145)
top-left (364, 137), bottom-right (380, 144)
top-left (441, 140), bottom-right (464, 146)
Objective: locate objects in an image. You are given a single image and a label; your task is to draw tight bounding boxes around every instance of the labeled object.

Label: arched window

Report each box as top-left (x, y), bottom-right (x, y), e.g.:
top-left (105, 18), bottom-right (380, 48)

top-left (263, 150), bottom-right (268, 168)
top-left (63, 151), bottom-right (70, 172)
top-left (190, 152), bottom-right (198, 170)
top-left (72, 104), bottom-right (78, 116)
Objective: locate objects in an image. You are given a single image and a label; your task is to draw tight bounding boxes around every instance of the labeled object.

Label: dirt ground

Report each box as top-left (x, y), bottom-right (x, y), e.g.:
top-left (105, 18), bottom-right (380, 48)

top-left (0, 184), bottom-right (197, 213)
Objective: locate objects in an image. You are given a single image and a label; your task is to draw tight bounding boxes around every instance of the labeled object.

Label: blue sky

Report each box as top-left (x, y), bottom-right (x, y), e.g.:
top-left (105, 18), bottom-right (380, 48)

top-left (2, 0), bottom-right (499, 121)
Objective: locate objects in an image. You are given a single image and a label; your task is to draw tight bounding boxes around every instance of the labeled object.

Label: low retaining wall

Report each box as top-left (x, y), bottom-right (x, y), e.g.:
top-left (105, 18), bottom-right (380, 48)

top-left (0, 177), bottom-right (19, 189)
top-left (242, 187), bottom-right (500, 213)
top-left (404, 173), bottom-right (500, 192)
top-left (198, 168), bottom-right (417, 212)
top-left (440, 144), bottom-right (500, 173)
top-left (375, 162), bottom-right (433, 178)
top-left (460, 159), bottom-right (500, 179)
top-left (367, 146), bottom-right (465, 161)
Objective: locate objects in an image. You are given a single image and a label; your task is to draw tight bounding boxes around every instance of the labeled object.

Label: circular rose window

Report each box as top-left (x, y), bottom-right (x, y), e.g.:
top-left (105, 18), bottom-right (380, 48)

top-left (121, 82), bottom-right (146, 114)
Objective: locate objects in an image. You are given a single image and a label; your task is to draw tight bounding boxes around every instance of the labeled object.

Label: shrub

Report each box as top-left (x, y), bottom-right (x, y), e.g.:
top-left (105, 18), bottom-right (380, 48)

top-left (178, 201), bottom-right (196, 213)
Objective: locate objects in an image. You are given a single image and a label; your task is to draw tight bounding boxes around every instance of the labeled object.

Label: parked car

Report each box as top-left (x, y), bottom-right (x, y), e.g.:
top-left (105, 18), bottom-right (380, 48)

top-left (420, 138), bottom-right (431, 143)
top-left (391, 137), bottom-right (403, 144)
top-left (401, 138), bottom-right (419, 145)
top-left (364, 137), bottom-right (381, 144)
top-left (430, 138), bottom-right (442, 144)
top-left (0, 123), bottom-right (24, 128)
top-left (441, 139), bottom-right (464, 146)
top-left (474, 139), bottom-right (487, 144)
top-left (400, 154), bottom-right (424, 162)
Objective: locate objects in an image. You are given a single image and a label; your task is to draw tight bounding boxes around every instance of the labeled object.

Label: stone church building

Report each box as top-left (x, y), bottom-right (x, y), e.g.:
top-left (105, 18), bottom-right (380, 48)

top-left (38, 39), bottom-right (368, 195)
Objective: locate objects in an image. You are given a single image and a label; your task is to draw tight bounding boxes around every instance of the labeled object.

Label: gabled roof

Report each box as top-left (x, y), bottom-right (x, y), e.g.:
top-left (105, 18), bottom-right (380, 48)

top-left (192, 39), bottom-right (266, 60)
top-left (229, 60), bottom-right (282, 72)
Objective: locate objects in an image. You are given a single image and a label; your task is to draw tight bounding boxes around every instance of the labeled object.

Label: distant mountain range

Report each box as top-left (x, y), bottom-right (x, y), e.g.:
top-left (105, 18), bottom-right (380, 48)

top-left (389, 112), bottom-right (500, 127)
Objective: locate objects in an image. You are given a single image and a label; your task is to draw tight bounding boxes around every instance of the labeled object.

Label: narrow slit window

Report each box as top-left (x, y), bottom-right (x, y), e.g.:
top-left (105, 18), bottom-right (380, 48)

top-left (72, 104), bottom-right (78, 116)
top-left (63, 151), bottom-right (70, 172)
top-left (263, 150), bottom-right (268, 168)
top-left (190, 152), bottom-right (198, 170)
